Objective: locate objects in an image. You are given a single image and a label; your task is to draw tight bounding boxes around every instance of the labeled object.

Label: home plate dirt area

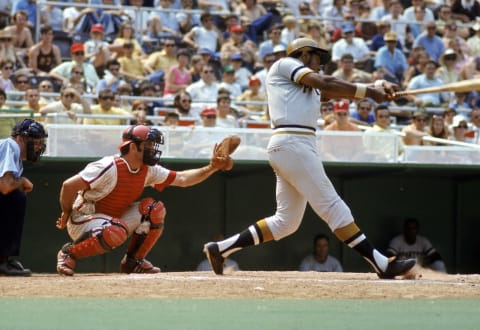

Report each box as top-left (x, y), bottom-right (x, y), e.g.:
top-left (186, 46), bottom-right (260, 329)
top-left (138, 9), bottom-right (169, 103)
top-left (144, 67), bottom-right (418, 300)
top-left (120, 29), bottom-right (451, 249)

top-left (1, 268), bottom-right (480, 299)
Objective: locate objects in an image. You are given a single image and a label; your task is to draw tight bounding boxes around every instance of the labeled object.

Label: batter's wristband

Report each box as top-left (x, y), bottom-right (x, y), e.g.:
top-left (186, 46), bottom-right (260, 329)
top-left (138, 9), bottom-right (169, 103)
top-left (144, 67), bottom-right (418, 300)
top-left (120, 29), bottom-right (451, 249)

top-left (374, 79), bottom-right (387, 88)
top-left (354, 84), bottom-right (367, 98)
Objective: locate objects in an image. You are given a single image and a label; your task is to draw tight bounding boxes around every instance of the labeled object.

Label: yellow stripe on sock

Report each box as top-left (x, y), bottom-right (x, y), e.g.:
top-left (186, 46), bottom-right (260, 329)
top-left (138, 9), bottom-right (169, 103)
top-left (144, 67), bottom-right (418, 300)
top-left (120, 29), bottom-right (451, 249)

top-left (333, 222), bottom-right (360, 242)
top-left (257, 219), bottom-right (274, 242)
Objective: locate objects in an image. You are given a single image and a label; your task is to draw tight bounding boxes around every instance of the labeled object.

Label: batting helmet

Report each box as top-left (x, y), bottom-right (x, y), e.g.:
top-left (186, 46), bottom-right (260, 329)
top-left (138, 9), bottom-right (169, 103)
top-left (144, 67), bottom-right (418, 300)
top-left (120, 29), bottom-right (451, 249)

top-left (286, 38), bottom-right (331, 63)
top-left (119, 125), bottom-right (164, 165)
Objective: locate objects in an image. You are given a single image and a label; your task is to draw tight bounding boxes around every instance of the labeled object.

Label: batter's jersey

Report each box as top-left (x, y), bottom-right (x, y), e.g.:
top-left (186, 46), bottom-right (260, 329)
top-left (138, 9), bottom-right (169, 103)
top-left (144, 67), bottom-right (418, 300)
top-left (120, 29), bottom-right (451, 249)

top-left (0, 138), bottom-right (23, 178)
top-left (266, 57), bottom-right (321, 128)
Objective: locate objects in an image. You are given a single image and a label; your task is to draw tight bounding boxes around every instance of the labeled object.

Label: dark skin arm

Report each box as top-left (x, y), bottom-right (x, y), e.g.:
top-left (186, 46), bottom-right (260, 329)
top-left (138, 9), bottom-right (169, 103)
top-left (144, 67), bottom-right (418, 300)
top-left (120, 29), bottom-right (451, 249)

top-left (299, 73), bottom-right (398, 103)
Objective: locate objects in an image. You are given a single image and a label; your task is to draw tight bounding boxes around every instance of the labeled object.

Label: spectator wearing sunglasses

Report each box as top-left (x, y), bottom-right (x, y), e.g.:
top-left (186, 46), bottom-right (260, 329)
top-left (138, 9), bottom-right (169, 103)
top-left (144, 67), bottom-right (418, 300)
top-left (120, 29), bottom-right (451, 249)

top-left (40, 86), bottom-right (91, 124)
top-left (0, 59), bottom-right (15, 92)
top-left (49, 43), bottom-right (100, 93)
top-left (84, 89), bottom-right (130, 125)
top-left (401, 110), bottom-right (429, 145)
top-left (186, 64), bottom-right (219, 103)
top-left (96, 59), bottom-right (126, 96)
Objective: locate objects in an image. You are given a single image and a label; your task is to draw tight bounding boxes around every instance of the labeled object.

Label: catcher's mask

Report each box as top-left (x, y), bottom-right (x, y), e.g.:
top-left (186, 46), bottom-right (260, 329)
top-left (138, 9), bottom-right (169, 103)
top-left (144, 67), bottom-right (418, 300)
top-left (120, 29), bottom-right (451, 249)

top-left (286, 38), bottom-right (331, 64)
top-left (119, 125), bottom-right (164, 166)
top-left (11, 119), bottom-right (48, 162)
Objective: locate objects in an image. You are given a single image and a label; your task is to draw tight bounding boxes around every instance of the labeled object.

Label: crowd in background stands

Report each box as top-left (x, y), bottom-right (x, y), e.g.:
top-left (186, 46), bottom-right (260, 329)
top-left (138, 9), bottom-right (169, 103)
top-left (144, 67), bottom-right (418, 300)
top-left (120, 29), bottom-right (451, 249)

top-left (1, 0), bottom-right (480, 147)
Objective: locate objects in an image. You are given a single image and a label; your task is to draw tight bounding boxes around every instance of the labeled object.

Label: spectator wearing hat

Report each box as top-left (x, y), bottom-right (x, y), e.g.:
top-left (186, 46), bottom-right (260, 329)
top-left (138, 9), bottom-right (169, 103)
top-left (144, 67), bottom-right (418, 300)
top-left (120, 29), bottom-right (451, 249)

top-left (412, 21), bottom-right (445, 62)
top-left (323, 99), bottom-right (365, 161)
top-left (258, 24), bottom-right (286, 61)
top-left (28, 25), bottom-right (61, 76)
top-left (370, 22), bottom-right (402, 54)
top-left (186, 63), bottom-right (219, 102)
top-left (272, 44), bottom-right (287, 61)
top-left (0, 29), bottom-right (25, 68)
top-left (220, 25), bottom-right (257, 66)
top-left (49, 43), bottom-right (99, 92)
top-left (236, 75), bottom-right (266, 114)
top-left (374, 31), bottom-right (408, 85)
top-left (331, 53), bottom-right (372, 83)
top-left (449, 115), bottom-right (470, 142)
top-left (407, 60), bottom-right (449, 107)
top-left (379, 0), bottom-right (408, 48)
top-left (84, 24), bottom-right (111, 71)
top-left (199, 107), bottom-right (217, 127)
top-left (331, 21), bottom-right (372, 72)
top-left (218, 65), bottom-right (242, 98)
top-left (230, 53), bottom-right (252, 90)
top-left (436, 48), bottom-right (460, 85)
top-left (466, 18), bottom-right (480, 57)
top-left (324, 99), bottom-right (360, 131)
top-left (401, 110), bottom-right (428, 145)
top-left (183, 12), bottom-right (221, 52)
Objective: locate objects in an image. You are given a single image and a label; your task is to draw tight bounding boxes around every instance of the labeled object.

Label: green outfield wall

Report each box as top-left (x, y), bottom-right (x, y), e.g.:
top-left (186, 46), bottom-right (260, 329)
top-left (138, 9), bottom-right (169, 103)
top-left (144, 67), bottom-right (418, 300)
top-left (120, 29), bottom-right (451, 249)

top-left (20, 158), bottom-right (480, 274)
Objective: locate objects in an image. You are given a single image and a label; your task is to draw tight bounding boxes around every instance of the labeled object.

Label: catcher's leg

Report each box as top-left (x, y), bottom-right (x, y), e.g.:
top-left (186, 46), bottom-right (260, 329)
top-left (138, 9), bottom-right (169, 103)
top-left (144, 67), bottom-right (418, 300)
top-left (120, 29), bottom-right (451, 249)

top-left (121, 198), bottom-right (166, 274)
top-left (57, 218), bottom-right (129, 276)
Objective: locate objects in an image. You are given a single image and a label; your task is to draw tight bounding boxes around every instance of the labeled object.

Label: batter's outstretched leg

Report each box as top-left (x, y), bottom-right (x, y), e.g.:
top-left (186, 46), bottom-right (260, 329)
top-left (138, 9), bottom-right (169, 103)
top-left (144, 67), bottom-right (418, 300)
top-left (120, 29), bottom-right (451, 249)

top-left (203, 218), bottom-right (274, 275)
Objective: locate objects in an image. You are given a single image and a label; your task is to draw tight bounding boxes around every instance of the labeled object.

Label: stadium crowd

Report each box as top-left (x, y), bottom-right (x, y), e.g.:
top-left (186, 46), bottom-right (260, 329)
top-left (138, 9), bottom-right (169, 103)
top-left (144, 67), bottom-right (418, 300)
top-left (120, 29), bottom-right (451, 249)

top-left (1, 0), bottom-right (480, 151)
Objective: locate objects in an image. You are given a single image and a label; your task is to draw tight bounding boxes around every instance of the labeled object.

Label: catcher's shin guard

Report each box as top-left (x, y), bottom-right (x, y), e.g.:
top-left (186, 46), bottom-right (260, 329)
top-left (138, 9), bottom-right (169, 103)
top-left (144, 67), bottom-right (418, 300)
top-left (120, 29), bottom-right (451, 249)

top-left (69, 219), bottom-right (129, 259)
top-left (126, 198), bottom-right (166, 260)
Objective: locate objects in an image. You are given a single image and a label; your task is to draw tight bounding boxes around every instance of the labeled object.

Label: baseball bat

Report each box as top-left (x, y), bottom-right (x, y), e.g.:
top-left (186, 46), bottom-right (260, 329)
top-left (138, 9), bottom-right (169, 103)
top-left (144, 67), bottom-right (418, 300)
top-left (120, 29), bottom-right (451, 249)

top-left (395, 78), bottom-right (480, 97)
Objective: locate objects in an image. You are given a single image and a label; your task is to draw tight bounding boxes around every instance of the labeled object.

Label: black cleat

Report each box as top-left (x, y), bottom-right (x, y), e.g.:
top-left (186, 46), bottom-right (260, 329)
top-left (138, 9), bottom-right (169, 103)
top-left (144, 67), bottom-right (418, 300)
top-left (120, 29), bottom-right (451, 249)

top-left (377, 257), bottom-right (416, 279)
top-left (0, 259), bottom-right (32, 277)
top-left (203, 242), bottom-right (225, 275)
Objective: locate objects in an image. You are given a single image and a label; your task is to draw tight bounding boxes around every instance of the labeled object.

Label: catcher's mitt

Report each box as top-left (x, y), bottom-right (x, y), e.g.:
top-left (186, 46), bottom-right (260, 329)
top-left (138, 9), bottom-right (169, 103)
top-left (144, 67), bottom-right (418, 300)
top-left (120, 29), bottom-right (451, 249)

top-left (210, 135), bottom-right (241, 171)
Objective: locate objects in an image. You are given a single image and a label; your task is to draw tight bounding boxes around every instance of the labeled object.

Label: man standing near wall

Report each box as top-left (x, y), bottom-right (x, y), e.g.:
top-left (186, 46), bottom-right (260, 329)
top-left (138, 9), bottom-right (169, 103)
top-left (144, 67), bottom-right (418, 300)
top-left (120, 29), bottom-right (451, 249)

top-left (0, 119), bottom-right (48, 276)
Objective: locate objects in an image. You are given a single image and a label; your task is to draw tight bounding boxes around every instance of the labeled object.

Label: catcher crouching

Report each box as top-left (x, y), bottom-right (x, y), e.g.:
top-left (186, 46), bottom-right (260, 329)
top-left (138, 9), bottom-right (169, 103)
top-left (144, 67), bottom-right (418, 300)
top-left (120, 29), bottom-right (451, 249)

top-left (55, 125), bottom-right (240, 276)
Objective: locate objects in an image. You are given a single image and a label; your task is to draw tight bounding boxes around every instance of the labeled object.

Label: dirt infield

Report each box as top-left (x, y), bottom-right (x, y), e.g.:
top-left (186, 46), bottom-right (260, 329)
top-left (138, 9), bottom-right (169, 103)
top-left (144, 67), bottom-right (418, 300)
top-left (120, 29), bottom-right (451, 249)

top-left (2, 267), bottom-right (480, 299)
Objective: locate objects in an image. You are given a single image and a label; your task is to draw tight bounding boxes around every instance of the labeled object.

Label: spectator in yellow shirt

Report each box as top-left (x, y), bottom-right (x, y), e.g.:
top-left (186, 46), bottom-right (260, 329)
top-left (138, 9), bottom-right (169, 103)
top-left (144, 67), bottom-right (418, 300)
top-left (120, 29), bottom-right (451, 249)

top-left (84, 89), bottom-right (131, 125)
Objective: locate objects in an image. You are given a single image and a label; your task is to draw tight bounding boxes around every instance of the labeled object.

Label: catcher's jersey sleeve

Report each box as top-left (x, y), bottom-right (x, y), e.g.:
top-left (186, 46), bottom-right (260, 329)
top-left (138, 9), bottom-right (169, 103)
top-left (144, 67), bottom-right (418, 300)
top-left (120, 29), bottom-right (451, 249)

top-left (146, 165), bottom-right (176, 191)
top-left (266, 57), bottom-right (321, 128)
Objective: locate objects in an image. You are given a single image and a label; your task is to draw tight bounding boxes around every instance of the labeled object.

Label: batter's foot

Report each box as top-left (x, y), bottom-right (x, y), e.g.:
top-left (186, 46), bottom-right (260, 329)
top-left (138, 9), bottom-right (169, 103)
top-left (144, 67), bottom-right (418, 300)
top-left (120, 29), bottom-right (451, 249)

top-left (203, 242), bottom-right (225, 275)
top-left (377, 257), bottom-right (416, 279)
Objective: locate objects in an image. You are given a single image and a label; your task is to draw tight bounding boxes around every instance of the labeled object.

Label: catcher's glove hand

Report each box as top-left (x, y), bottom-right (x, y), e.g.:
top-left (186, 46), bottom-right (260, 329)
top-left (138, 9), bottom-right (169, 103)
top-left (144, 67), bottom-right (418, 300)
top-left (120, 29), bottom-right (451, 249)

top-left (210, 135), bottom-right (241, 171)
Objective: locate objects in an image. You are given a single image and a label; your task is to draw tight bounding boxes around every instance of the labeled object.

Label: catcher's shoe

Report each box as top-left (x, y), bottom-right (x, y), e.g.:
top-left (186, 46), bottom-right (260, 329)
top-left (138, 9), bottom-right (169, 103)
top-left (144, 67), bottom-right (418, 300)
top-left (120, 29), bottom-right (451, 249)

top-left (0, 259), bottom-right (31, 277)
top-left (120, 255), bottom-right (161, 274)
top-left (56, 249), bottom-right (76, 276)
top-left (377, 257), bottom-right (416, 279)
top-left (203, 242), bottom-right (225, 275)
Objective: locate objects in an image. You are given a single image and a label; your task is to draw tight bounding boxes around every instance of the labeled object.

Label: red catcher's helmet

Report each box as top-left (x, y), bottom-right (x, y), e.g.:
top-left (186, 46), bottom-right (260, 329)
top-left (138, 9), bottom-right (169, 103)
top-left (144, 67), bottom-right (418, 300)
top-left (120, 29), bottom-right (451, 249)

top-left (118, 125), bottom-right (164, 165)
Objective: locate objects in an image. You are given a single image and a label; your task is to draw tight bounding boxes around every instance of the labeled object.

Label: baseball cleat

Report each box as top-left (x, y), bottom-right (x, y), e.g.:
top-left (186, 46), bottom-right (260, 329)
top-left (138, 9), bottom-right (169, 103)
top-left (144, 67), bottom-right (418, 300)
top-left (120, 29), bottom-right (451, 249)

top-left (377, 257), bottom-right (416, 279)
top-left (56, 249), bottom-right (76, 276)
top-left (120, 256), bottom-right (161, 274)
top-left (203, 242), bottom-right (225, 275)
top-left (0, 259), bottom-right (31, 277)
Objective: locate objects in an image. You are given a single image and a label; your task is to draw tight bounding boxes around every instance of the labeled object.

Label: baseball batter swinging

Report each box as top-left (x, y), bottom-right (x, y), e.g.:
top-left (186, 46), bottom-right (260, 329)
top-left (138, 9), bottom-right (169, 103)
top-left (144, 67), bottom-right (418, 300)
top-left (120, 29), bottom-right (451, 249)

top-left (203, 38), bottom-right (416, 278)
top-left (55, 125), bottom-right (231, 276)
